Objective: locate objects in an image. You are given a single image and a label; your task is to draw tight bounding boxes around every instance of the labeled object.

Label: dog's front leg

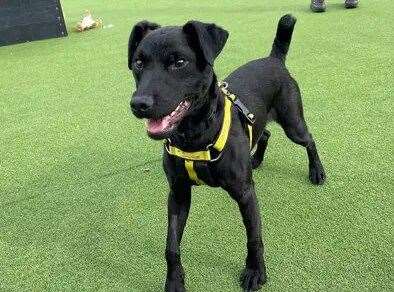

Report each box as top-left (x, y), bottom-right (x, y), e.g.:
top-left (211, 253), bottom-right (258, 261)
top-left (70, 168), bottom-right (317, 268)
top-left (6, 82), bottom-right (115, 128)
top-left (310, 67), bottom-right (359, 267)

top-left (229, 183), bottom-right (267, 291)
top-left (165, 182), bottom-right (191, 292)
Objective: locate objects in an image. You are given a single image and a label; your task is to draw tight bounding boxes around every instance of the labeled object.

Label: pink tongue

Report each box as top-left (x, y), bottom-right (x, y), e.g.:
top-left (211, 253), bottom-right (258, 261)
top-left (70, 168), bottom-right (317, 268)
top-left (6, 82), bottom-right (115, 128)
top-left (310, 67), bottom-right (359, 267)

top-left (147, 116), bottom-right (171, 134)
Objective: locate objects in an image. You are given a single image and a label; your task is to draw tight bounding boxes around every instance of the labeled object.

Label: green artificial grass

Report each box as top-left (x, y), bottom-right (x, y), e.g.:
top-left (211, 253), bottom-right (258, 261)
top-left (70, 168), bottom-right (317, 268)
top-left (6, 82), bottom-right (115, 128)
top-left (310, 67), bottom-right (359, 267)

top-left (0, 0), bottom-right (393, 291)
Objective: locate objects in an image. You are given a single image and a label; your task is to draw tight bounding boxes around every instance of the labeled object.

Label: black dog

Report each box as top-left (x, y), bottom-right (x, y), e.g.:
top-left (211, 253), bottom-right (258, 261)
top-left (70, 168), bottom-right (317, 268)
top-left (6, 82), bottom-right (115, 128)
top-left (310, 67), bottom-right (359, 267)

top-left (128, 14), bottom-right (325, 291)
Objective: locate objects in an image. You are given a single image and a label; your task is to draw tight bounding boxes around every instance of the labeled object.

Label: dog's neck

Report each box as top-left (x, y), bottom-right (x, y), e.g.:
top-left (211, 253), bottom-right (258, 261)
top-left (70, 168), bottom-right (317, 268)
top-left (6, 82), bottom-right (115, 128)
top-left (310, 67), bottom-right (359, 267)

top-left (169, 76), bottom-right (224, 151)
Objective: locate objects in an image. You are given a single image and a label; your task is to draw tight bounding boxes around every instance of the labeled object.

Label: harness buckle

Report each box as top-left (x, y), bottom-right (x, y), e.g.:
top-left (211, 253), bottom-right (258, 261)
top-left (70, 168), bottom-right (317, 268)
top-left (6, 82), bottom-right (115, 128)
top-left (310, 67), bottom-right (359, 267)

top-left (219, 81), bottom-right (256, 125)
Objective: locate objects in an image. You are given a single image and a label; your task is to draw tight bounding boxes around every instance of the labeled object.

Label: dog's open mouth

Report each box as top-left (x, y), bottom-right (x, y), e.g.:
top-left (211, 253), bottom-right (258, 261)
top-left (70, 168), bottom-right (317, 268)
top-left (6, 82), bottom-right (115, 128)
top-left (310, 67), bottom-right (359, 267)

top-left (146, 100), bottom-right (191, 136)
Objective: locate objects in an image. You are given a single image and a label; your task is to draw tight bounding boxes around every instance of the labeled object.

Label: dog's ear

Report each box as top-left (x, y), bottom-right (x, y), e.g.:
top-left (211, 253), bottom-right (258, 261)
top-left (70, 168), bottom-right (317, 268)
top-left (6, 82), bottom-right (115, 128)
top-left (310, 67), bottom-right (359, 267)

top-left (182, 21), bottom-right (229, 69)
top-left (128, 21), bottom-right (160, 70)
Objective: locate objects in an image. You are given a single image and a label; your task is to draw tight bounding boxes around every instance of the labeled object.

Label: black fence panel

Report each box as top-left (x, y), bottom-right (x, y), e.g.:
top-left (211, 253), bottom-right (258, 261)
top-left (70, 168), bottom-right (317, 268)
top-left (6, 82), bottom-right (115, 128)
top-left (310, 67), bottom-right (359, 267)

top-left (0, 0), bottom-right (67, 47)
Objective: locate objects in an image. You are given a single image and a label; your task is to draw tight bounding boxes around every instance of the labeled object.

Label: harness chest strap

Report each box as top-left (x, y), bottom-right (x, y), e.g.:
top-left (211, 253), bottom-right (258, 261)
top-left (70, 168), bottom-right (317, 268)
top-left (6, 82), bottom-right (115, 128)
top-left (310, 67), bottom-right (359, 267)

top-left (166, 83), bottom-right (254, 185)
top-left (167, 95), bottom-right (233, 162)
top-left (173, 96), bottom-right (232, 185)
top-left (185, 127), bottom-right (252, 186)
top-left (184, 160), bottom-right (205, 185)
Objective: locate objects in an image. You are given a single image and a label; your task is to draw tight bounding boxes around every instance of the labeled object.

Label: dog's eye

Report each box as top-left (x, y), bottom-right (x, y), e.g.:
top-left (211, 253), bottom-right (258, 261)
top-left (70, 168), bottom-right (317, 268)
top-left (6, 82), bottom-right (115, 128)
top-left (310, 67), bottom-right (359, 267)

top-left (170, 58), bottom-right (188, 70)
top-left (134, 59), bottom-right (144, 70)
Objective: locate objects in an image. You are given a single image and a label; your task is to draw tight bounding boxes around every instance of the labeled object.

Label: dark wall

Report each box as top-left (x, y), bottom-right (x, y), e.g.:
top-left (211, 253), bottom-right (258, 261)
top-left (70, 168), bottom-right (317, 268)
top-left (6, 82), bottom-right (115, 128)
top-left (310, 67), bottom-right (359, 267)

top-left (0, 0), bottom-right (67, 47)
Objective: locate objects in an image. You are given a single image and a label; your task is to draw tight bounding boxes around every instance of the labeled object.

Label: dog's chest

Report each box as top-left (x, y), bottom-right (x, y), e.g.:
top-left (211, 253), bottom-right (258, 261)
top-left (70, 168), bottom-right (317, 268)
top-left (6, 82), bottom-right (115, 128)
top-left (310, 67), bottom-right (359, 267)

top-left (172, 156), bottom-right (220, 187)
top-left (190, 161), bottom-right (221, 187)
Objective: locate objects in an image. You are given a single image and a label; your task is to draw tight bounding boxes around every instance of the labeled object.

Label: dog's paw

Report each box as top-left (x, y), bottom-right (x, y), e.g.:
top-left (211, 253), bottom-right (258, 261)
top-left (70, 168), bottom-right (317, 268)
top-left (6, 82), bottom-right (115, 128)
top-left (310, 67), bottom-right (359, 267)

top-left (165, 278), bottom-right (186, 292)
top-left (309, 163), bottom-right (326, 185)
top-left (165, 270), bottom-right (186, 292)
top-left (240, 267), bottom-right (267, 291)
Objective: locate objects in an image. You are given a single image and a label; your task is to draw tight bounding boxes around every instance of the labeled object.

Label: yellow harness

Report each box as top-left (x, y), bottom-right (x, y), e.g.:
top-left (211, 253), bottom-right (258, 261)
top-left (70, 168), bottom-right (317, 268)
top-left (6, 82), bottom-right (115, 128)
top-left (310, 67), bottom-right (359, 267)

top-left (165, 82), bottom-right (254, 185)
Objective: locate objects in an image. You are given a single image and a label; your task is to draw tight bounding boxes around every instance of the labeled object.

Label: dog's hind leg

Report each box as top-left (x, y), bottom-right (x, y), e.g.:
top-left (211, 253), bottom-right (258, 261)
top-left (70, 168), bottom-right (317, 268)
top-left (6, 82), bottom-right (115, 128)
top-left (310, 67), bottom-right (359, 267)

top-left (164, 183), bottom-right (191, 292)
top-left (283, 122), bottom-right (325, 185)
top-left (275, 80), bottom-right (326, 185)
top-left (251, 129), bottom-right (271, 169)
top-left (227, 183), bottom-right (267, 291)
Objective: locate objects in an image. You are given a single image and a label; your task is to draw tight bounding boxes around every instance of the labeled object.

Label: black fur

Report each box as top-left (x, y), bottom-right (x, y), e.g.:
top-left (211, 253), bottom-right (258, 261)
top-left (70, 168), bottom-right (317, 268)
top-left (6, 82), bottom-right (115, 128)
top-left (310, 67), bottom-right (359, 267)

top-left (183, 21), bottom-right (229, 68)
top-left (128, 14), bottom-right (326, 291)
top-left (128, 21), bottom-right (161, 70)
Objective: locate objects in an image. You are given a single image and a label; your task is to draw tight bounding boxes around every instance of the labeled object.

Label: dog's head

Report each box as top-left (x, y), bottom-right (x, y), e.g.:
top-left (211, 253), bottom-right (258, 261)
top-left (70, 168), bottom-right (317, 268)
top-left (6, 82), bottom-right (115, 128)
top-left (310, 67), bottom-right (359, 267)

top-left (128, 20), bottom-right (228, 139)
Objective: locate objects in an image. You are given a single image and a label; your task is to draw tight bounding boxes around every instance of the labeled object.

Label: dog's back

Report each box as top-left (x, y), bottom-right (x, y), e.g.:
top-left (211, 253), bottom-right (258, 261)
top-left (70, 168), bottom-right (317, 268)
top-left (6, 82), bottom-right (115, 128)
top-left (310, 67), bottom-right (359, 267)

top-left (224, 15), bottom-right (298, 129)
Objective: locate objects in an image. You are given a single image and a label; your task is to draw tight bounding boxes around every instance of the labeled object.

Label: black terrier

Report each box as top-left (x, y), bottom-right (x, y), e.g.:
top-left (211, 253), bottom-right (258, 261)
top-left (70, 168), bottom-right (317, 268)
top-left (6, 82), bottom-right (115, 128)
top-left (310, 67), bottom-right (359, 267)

top-left (128, 14), bottom-right (326, 291)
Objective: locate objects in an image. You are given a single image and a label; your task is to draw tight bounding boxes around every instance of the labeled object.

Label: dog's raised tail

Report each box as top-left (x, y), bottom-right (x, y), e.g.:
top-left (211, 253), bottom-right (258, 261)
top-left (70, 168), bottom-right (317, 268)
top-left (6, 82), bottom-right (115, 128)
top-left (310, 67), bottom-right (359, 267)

top-left (270, 14), bottom-right (297, 62)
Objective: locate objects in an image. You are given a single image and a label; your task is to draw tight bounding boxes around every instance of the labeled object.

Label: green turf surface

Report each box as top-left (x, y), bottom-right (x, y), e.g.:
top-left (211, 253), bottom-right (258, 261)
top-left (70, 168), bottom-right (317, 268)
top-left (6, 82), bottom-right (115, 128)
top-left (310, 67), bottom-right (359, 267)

top-left (0, 0), bottom-right (393, 291)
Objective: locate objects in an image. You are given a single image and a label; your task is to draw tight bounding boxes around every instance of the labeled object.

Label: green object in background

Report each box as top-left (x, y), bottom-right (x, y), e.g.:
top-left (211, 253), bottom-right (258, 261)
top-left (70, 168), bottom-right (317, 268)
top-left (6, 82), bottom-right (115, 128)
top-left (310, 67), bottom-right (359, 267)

top-left (0, 0), bottom-right (392, 291)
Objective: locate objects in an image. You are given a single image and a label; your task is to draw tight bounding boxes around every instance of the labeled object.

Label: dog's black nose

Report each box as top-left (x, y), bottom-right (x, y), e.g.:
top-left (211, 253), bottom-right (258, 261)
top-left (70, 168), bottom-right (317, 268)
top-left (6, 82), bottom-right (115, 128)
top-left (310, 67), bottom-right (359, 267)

top-left (130, 95), bottom-right (154, 115)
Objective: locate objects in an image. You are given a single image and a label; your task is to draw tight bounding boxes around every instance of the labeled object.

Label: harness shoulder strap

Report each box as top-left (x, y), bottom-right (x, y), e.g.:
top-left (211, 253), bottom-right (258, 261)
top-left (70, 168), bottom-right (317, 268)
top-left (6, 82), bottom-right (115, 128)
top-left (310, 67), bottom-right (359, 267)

top-left (219, 82), bottom-right (254, 150)
top-left (212, 96), bottom-right (232, 152)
